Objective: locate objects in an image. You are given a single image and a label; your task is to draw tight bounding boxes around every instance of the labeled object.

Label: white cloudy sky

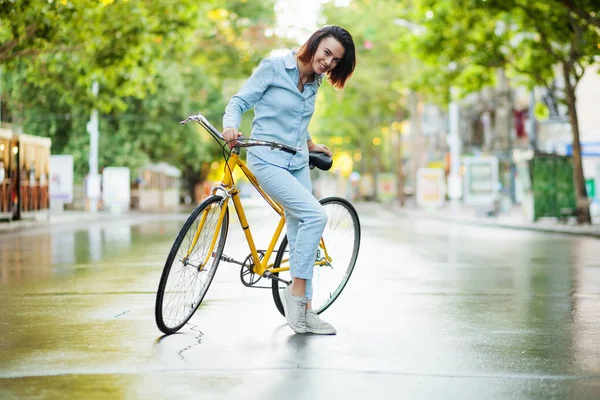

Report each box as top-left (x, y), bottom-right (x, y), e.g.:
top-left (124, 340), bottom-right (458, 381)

top-left (274, 0), bottom-right (350, 45)
top-left (274, 0), bottom-right (323, 45)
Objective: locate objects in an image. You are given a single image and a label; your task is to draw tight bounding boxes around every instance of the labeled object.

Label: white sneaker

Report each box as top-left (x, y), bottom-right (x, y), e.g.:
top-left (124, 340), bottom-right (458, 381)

top-left (306, 311), bottom-right (337, 335)
top-left (281, 286), bottom-right (307, 334)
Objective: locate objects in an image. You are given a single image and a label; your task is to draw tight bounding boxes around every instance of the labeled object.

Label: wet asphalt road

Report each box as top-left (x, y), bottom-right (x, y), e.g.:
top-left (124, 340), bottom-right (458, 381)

top-left (1, 202), bottom-right (599, 399)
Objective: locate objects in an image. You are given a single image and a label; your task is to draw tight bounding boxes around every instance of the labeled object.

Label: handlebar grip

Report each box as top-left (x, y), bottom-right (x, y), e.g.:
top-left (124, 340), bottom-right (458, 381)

top-left (280, 145), bottom-right (298, 155)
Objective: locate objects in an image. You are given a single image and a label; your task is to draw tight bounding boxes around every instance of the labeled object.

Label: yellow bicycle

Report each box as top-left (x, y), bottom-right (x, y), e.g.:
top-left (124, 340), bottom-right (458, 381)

top-left (155, 113), bottom-right (361, 334)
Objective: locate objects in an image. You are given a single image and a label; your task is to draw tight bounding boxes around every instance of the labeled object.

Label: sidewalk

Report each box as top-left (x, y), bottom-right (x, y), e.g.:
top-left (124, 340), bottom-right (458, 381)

top-left (0, 209), bottom-right (191, 234)
top-left (0, 199), bottom-right (267, 234)
top-left (389, 203), bottom-right (600, 238)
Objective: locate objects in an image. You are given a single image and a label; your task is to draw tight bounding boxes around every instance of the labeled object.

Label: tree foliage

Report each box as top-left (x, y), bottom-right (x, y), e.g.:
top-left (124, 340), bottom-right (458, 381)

top-left (1, 0), bottom-right (201, 111)
top-left (558, 0), bottom-right (600, 29)
top-left (1, 0), bottom-right (276, 187)
top-left (314, 0), bottom-right (411, 175)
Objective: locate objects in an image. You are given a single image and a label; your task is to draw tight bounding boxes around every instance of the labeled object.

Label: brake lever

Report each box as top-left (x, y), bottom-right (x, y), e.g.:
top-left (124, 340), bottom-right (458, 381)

top-left (180, 116), bottom-right (196, 125)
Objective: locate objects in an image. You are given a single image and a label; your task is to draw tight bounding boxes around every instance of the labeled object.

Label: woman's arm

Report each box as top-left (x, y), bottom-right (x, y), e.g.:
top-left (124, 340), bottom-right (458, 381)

top-left (223, 58), bottom-right (275, 130)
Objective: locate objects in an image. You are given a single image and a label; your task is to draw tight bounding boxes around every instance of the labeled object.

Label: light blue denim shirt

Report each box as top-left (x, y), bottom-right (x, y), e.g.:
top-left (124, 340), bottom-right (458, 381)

top-left (223, 51), bottom-right (322, 170)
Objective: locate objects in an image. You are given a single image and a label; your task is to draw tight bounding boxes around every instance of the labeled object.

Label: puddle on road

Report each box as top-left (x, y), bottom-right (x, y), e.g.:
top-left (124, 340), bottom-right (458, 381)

top-left (0, 218), bottom-right (186, 287)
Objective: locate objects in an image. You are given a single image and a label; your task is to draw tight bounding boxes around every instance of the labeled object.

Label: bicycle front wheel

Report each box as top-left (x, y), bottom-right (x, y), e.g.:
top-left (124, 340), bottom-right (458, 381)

top-left (271, 196), bottom-right (361, 316)
top-left (155, 195), bottom-right (229, 334)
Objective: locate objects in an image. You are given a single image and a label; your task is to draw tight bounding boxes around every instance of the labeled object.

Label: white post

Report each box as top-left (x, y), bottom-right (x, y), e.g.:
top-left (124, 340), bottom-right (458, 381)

top-left (528, 90), bottom-right (537, 150)
top-left (447, 86), bottom-right (462, 211)
top-left (86, 81), bottom-right (101, 212)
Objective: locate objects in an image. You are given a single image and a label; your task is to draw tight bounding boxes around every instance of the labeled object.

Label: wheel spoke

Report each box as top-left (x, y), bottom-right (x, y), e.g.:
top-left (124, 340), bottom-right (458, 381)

top-left (155, 197), bottom-right (228, 334)
top-left (271, 198), bottom-right (360, 316)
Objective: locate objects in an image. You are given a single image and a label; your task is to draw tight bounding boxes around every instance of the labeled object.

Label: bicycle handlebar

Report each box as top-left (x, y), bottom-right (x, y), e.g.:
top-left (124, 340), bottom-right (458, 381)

top-left (180, 113), bottom-right (301, 155)
top-left (237, 139), bottom-right (299, 154)
top-left (180, 113), bottom-right (224, 139)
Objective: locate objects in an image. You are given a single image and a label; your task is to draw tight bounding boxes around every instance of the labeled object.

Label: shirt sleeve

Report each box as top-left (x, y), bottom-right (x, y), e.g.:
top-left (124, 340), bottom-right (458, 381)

top-left (223, 58), bottom-right (275, 129)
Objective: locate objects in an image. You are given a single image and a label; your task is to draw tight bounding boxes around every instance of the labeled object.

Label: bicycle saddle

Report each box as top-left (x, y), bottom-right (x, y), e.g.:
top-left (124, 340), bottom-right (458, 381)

top-left (309, 151), bottom-right (333, 171)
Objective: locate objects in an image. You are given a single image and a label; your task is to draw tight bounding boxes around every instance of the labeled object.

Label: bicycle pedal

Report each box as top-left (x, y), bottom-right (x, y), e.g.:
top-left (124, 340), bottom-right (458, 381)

top-left (263, 271), bottom-right (291, 285)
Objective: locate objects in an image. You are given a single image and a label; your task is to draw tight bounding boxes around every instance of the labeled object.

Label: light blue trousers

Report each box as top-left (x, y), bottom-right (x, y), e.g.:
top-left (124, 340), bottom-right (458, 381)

top-left (247, 153), bottom-right (327, 300)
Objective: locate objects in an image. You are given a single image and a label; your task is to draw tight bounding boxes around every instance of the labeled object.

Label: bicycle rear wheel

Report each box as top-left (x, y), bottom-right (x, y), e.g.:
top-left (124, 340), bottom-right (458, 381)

top-left (271, 196), bottom-right (360, 315)
top-left (155, 195), bottom-right (229, 334)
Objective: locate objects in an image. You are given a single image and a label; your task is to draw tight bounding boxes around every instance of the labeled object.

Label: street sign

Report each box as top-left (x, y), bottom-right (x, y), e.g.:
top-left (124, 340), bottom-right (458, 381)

top-left (565, 142), bottom-right (600, 157)
top-left (377, 173), bottom-right (396, 203)
top-left (102, 167), bottom-right (130, 213)
top-left (416, 168), bottom-right (445, 209)
top-left (49, 155), bottom-right (74, 204)
top-left (463, 156), bottom-right (499, 206)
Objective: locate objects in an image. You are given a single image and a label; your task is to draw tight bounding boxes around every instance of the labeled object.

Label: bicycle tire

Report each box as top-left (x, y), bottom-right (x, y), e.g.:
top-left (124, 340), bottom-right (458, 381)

top-left (271, 196), bottom-right (361, 316)
top-left (155, 195), bottom-right (229, 334)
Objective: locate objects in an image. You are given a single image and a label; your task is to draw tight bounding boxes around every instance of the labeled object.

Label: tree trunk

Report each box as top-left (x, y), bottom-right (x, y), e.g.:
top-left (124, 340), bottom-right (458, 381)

top-left (394, 130), bottom-right (405, 206)
top-left (408, 91), bottom-right (422, 191)
top-left (562, 61), bottom-right (591, 224)
top-left (372, 146), bottom-right (379, 202)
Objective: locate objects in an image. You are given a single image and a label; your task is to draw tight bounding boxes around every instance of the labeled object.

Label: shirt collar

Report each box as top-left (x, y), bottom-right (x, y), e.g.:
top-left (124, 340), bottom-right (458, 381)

top-left (284, 50), bottom-right (324, 87)
top-left (283, 51), bottom-right (297, 70)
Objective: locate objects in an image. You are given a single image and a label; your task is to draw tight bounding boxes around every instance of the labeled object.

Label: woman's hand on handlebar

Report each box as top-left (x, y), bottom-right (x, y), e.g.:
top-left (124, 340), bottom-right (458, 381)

top-left (222, 127), bottom-right (243, 148)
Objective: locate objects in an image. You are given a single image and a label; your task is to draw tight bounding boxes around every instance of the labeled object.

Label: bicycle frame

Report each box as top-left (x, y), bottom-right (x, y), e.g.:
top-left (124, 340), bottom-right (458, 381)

top-left (182, 147), bottom-right (284, 277)
top-left (182, 113), bottom-right (332, 279)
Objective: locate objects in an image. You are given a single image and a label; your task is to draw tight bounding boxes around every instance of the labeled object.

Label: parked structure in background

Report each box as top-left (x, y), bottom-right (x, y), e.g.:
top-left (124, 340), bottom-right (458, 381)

top-left (451, 68), bottom-right (519, 211)
top-left (49, 155), bottom-right (74, 212)
top-left (102, 167), bottom-right (130, 214)
top-left (131, 162), bottom-right (181, 211)
top-left (0, 127), bottom-right (51, 221)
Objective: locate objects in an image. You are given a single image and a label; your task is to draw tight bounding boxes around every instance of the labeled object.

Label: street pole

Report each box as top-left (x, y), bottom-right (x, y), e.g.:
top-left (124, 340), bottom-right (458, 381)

top-left (447, 87), bottom-right (462, 211)
top-left (393, 126), bottom-right (405, 207)
top-left (86, 81), bottom-right (100, 213)
top-left (528, 90), bottom-right (537, 151)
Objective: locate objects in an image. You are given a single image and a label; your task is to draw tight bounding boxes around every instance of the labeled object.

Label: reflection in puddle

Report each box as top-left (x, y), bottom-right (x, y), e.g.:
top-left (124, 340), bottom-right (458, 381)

top-left (0, 218), bottom-right (183, 285)
top-left (0, 233), bottom-right (53, 284)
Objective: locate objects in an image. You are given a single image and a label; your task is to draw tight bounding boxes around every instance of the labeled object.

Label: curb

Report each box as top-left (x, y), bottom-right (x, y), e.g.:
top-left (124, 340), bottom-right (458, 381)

top-left (0, 201), bottom-right (267, 234)
top-left (0, 211), bottom-right (189, 234)
top-left (388, 206), bottom-right (600, 239)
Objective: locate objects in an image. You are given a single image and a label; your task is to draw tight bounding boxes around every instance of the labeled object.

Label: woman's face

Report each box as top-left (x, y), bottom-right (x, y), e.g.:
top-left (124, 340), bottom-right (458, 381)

top-left (312, 36), bottom-right (345, 75)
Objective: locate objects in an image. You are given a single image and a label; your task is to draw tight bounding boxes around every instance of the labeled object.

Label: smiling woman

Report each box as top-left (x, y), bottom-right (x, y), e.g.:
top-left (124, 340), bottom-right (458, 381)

top-left (296, 25), bottom-right (355, 90)
top-left (221, 25), bottom-right (356, 335)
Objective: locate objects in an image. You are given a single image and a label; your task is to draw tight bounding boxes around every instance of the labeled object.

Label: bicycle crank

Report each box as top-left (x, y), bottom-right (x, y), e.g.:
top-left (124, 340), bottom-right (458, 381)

top-left (240, 252), bottom-right (271, 288)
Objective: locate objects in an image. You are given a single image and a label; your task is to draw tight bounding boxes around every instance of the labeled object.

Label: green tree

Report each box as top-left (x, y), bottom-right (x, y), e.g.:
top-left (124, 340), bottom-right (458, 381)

top-left (1, 0), bottom-right (202, 113)
top-left (1, 0), bottom-right (277, 192)
top-left (558, 0), bottom-right (600, 29)
top-left (316, 0), bottom-right (410, 180)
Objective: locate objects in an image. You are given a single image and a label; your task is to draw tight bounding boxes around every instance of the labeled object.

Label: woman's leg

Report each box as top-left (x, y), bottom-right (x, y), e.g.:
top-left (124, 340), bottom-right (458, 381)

top-left (287, 166), bottom-right (315, 303)
top-left (248, 155), bottom-right (335, 334)
top-left (284, 206), bottom-right (313, 303)
top-left (247, 154), bottom-right (325, 300)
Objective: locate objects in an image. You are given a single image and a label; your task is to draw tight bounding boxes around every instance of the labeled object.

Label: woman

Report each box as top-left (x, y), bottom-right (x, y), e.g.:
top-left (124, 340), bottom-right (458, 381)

top-left (222, 26), bottom-right (356, 335)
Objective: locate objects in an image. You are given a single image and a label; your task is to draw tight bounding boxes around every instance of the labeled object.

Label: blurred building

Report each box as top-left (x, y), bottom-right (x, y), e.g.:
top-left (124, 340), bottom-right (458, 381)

top-left (131, 162), bottom-right (182, 210)
top-left (450, 65), bottom-right (600, 213)
top-left (0, 127), bottom-right (51, 221)
top-left (537, 65), bottom-right (600, 189)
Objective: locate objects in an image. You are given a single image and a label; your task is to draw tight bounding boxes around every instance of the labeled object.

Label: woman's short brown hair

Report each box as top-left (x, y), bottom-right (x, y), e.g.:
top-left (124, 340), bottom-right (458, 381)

top-left (297, 25), bottom-right (356, 90)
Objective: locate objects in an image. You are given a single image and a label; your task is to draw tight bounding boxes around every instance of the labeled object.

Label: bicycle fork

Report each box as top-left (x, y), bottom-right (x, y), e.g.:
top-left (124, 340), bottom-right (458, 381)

top-left (184, 200), bottom-right (229, 271)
